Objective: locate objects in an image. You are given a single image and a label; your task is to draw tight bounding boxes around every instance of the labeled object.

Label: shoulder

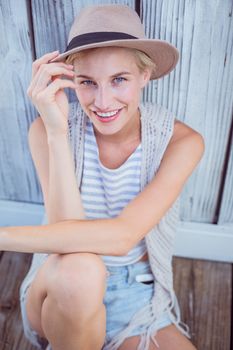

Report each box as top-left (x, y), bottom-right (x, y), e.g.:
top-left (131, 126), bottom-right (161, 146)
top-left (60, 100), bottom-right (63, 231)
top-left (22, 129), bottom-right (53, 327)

top-left (170, 119), bottom-right (205, 154)
top-left (158, 119), bottom-right (205, 182)
top-left (141, 102), bottom-right (205, 144)
top-left (141, 102), bottom-right (204, 157)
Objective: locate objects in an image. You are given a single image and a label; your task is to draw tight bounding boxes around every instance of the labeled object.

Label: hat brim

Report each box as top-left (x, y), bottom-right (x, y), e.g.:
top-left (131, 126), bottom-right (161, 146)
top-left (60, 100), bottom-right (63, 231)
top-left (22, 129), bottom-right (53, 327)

top-left (51, 39), bottom-right (179, 80)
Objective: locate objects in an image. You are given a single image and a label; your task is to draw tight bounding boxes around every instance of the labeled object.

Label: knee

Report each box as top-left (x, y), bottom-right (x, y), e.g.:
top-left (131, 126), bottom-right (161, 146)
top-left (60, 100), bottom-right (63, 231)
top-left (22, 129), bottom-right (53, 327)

top-left (45, 253), bottom-right (107, 315)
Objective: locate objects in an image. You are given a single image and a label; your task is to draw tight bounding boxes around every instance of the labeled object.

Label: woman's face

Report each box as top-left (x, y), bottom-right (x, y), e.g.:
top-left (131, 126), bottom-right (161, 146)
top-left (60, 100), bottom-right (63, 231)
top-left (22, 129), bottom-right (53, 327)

top-left (74, 47), bottom-right (150, 140)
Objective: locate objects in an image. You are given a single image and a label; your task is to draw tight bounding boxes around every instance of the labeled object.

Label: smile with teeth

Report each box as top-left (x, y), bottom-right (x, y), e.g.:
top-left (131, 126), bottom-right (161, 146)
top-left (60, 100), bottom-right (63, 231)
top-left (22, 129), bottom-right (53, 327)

top-left (95, 109), bottom-right (121, 118)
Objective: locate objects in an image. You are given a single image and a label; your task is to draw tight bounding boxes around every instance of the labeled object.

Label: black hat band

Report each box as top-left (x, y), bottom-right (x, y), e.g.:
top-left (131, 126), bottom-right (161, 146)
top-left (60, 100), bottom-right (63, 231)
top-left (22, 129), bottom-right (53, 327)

top-left (66, 32), bottom-right (138, 52)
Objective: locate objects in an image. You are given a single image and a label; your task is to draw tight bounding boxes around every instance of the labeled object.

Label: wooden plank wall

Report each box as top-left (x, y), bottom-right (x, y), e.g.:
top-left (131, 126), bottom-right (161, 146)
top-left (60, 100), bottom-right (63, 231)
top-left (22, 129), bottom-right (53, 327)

top-left (141, 0), bottom-right (233, 224)
top-left (0, 0), bottom-right (232, 228)
top-left (0, 4), bottom-right (232, 349)
top-left (0, 0), bottom-right (42, 203)
top-left (218, 122), bottom-right (233, 224)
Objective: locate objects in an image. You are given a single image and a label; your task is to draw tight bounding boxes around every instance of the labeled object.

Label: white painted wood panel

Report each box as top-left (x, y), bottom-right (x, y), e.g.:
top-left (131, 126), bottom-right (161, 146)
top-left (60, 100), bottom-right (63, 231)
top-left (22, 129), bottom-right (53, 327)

top-left (0, 0), bottom-right (43, 202)
top-left (0, 200), bottom-right (44, 226)
top-left (218, 129), bottom-right (233, 224)
top-left (0, 0), bottom-right (232, 237)
top-left (141, 0), bottom-right (233, 224)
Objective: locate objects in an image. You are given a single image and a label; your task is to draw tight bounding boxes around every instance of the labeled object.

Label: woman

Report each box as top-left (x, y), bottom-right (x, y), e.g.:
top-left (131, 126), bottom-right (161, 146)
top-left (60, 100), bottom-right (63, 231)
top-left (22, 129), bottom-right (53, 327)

top-left (1, 4), bottom-right (204, 350)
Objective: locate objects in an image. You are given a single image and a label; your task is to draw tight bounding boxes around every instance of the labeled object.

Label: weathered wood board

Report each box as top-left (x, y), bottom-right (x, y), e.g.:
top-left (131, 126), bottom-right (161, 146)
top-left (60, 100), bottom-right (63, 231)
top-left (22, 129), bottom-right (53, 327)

top-left (0, 253), bottom-right (231, 350)
top-left (1, 0), bottom-right (232, 225)
top-left (141, 0), bottom-right (233, 224)
top-left (218, 123), bottom-right (233, 224)
top-left (173, 257), bottom-right (231, 350)
top-left (0, 0), bottom-right (42, 203)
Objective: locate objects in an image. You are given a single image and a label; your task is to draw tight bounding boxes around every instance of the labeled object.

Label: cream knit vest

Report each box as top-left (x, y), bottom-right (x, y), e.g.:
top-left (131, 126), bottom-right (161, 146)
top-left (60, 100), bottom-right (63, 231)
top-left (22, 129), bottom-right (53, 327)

top-left (67, 101), bottom-right (190, 349)
top-left (20, 101), bottom-right (190, 350)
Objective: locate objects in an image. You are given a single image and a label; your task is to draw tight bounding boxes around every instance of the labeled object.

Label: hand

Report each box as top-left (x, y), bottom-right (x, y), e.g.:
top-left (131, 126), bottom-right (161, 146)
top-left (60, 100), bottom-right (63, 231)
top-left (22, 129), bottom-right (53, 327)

top-left (27, 51), bottom-right (77, 136)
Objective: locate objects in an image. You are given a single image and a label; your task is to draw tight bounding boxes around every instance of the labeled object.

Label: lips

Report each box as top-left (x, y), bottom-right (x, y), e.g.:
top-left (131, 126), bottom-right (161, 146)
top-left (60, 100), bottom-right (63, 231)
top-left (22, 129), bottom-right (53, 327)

top-left (96, 110), bottom-right (119, 118)
top-left (94, 108), bottom-right (122, 123)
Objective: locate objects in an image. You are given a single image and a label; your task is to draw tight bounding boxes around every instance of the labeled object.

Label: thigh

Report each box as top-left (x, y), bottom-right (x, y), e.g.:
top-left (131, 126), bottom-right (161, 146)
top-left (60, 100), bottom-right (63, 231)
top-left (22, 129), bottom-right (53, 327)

top-left (118, 324), bottom-right (197, 350)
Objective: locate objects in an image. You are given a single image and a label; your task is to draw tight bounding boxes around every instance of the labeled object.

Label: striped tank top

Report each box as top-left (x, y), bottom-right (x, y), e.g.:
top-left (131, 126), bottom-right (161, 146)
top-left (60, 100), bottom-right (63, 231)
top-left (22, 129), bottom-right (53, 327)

top-left (80, 118), bottom-right (147, 266)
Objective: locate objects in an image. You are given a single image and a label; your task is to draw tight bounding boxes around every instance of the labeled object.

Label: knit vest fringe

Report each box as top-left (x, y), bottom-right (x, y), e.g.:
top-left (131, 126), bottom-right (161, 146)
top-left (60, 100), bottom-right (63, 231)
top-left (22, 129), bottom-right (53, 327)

top-left (20, 101), bottom-right (190, 350)
top-left (67, 101), bottom-right (191, 349)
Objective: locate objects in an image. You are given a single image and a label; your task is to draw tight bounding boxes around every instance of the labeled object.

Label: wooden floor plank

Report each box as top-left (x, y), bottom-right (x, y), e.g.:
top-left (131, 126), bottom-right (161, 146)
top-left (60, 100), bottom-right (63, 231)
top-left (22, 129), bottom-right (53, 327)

top-left (0, 252), bottom-right (35, 350)
top-left (173, 257), bottom-right (232, 350)
top-left (0, 253), bottom-right (232, 349)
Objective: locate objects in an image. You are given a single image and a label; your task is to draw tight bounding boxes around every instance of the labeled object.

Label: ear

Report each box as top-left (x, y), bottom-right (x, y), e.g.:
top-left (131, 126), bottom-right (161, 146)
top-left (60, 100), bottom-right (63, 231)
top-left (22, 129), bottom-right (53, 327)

top-left (140, 68), bottom-right (151, 88)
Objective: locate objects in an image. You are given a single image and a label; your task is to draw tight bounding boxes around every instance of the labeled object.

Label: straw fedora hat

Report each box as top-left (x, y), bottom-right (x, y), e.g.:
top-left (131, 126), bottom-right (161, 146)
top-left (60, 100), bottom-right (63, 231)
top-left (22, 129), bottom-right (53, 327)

top-left (53, 4), bottom-right (179, 80)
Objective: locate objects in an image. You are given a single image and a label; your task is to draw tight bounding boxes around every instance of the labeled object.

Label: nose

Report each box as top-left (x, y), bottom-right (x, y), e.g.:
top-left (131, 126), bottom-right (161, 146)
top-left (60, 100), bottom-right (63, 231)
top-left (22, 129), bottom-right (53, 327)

top-left (94, 84), bottom-right (113, 111)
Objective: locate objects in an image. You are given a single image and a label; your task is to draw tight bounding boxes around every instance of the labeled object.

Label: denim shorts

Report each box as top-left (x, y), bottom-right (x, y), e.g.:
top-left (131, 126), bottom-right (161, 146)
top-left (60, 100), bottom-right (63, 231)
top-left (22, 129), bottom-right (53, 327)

top-left (103, 259), bottom-right (172, 347)
top-left (20, 258), bottom-right (172, 349)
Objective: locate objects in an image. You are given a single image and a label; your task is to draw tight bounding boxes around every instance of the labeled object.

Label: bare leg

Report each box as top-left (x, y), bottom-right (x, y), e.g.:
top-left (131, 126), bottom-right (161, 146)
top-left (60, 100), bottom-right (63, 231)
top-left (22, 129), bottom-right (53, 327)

top-left (118, 324), bottom-right (197, 350)
top-left (26, 253), bottom-right (108, 350)
top-left (41, 295), bottom-right (106, 350)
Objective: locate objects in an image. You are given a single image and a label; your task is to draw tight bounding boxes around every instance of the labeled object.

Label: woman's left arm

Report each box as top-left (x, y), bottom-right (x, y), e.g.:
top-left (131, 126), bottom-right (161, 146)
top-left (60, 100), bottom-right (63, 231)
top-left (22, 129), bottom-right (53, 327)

top-left (119, 121), bottom-right (205, 248)
top-left (0, 122), bottom-right (204, 256)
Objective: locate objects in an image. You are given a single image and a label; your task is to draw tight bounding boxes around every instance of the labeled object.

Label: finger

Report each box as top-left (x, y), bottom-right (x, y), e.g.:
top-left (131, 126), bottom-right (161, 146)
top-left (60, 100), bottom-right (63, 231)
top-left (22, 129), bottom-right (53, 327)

top-left (34, 67), bottom-right (74, 94)
top-left (34, 78), bottom-right (77, 102)
top-left (32, 51), bottom-right (60, 77)
top-left (29, 62), bottom-right (74, 92)
top-left (28, 65), bottom-right (75, 97)
top-left (45, 78), bottom-right (77, 95)
top-left (32, 51), bottom-right (59, 76)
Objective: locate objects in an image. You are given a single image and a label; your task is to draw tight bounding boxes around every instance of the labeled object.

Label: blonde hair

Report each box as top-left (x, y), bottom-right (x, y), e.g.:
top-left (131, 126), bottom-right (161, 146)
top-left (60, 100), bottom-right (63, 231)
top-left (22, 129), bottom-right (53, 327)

top-left (66, 47), bottom-right (156, 77)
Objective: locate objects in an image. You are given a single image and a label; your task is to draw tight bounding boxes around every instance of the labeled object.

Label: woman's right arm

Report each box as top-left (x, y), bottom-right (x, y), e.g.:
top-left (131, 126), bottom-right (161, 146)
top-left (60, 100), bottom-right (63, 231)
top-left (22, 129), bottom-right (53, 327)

top-left (27, 51), bottom-right (85, 224)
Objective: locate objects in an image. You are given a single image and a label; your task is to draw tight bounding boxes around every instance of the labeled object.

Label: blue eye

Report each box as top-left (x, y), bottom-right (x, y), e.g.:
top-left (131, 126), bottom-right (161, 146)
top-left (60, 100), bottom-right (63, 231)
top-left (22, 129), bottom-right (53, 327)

top-left (113, 77), bottom-right (126, 84)
top-left (81, 80), bottom-right (95, 86)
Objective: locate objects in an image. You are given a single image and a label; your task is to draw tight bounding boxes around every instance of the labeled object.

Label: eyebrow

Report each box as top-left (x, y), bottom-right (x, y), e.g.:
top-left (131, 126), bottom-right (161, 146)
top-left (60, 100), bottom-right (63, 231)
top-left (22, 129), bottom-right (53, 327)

top-left (75, 71), bottom-right (132, 79)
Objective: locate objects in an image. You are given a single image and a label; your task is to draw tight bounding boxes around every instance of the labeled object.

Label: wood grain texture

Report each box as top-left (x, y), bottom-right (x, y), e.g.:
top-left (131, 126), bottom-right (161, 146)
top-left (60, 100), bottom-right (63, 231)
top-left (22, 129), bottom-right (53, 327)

top-left (173, 257), bottom-right (232, 350)
top-left (0, 0), bottom-right (43, 203)
top-left (218, 127), bottom-right (233, 224)
top-left (141, 0), bottom-right (233, 224)
top-left (0, 253), bottom-right (231, 349)
top-left (0, 252), bottom-right (35, 350)
top-left (0, 0), bottom-right (232, 274)
top-left (0, 0), bottom-right (232, 226)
